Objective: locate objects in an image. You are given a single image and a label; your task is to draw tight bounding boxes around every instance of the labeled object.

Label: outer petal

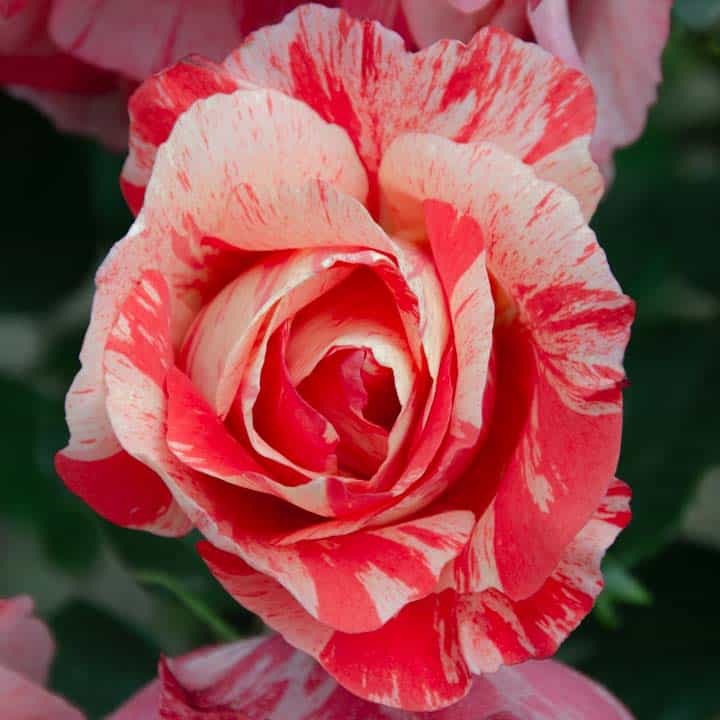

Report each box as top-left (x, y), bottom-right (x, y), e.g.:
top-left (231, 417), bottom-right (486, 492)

top-left (122, 622), bottom-right (632, 717)
top-left (380, 135), bottom-right (632, 597)
top-left (56, 88), bottom-right (366, 533)
top-left (56, 267), bottom-right (191, 535)
top-left (190, 502), bottom-right (473, 636)
top-left (199, 545), bottom-right (473, 711)
top-left (120, 57), bottom-right (244, 214)
top-left (530, 0), bottom-right (672, 174)
top-left (458, 479), bottom-right (631, 673)
top-left (224, 6), bottom-right (602, 217)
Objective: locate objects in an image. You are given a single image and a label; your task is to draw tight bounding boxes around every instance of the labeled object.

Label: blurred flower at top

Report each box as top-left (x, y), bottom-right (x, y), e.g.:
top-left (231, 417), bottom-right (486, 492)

top-left (0, 595), bottom-right (83, 720)
top-left (109, 632), bottom-right (634, 720)
top-left (399, 0), bottom-right (674, 177)
top-left (1, 0), bottom-right (672, 172)
top-left (0, 0), bottom-right (401, 148)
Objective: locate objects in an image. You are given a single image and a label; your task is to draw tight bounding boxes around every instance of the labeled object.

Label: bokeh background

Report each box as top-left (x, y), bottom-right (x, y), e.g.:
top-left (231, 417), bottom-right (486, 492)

top-left (1, 5), bottom-right (719, 719)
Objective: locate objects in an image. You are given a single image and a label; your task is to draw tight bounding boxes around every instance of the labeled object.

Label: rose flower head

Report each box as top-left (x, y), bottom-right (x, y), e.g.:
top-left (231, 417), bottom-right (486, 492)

top-left (56, 5), bottom-right (634, 711)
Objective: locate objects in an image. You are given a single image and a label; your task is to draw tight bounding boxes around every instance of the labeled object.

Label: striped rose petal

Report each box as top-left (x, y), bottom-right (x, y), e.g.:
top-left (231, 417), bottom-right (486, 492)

top-left (122, 5), bottom-right (601, 218)
top-left (56, 7), bottom-right (633, 711)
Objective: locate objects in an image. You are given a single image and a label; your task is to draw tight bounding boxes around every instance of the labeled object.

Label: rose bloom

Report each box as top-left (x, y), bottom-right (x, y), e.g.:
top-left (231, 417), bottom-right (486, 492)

top-left (56, 6), bottom-right (634, 711)
top-left (0, 596), bottom-right (83, 720)
top-left (110, 633), bottom-right (633, 720)
top-left (1, 0), bottom-right (670, 173)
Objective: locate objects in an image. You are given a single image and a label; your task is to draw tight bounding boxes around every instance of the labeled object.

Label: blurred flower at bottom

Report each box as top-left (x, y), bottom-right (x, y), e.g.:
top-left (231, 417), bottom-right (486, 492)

top-left (109, 633), bottom-right (633, 720)
top-left (0, 595), bottom-right (83, 720)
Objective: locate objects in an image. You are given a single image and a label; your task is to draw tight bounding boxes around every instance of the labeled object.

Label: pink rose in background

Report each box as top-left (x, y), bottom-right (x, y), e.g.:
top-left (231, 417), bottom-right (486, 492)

top-left (0, 0), bottom-right (399, 147)
top-left (0, 596), bottom-right (83, 720)
top-left (56, 6), bottom-right (633, 711)
top-left (2, 1), bottom-right (671, 170)
top-left (109, 633), bottom-right (634, 720)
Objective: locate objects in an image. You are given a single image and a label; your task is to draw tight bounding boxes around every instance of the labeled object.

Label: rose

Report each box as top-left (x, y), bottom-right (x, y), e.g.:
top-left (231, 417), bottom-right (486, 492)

top-left (109, 632), bottom-right (633, 720)
top-left (56, 5), bottom-right (633, 711)
top-left (0, 596), bottom-right (83, 720)
top-left (2, 0), bottom-right (670, 172)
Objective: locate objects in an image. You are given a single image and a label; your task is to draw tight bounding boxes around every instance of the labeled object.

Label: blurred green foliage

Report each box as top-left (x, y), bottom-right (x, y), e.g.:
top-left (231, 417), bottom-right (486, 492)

top-left (0, 13), bottom-right (719, 720)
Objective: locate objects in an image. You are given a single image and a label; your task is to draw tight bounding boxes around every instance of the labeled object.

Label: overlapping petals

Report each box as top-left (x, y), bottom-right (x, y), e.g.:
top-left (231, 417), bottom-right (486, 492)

top-left (109, 632), bottom-right (633, 720)
top-left (57, 6), bottom-right (632, 711)
top-left (401, 0), bottom-right (673, 175)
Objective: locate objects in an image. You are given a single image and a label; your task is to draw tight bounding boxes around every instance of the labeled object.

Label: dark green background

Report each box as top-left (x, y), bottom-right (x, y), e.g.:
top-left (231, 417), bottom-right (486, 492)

top-left (1, 6), bottom-right (719, 718)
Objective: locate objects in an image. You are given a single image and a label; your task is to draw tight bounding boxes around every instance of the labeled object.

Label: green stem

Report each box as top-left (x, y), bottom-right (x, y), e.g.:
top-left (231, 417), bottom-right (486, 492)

top-left (134, 570), bottom-right (239, 643)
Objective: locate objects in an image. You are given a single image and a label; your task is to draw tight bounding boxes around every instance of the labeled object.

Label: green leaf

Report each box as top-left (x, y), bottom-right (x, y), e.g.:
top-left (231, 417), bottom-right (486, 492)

top-left (602, 557), bottom-right (652, 607)
top-left (49, 600), bottom-right (159, 719)
top-left (594, 557), bottom-right (652, 629)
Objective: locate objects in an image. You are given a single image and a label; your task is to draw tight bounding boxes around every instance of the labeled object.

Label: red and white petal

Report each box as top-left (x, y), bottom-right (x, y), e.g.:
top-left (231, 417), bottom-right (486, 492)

top-left (141, 631), bottom-right (631, 719)
top-left (424, 200), bottom-right (494, 448)
top-left (224, 5), bottom-right (601, 217)
top-left (381, 135), bottom-right (631, 597)
top-left (101, 269), bottom-right (194, 534)
top-left (200, 545), bottom-right (473, 711)
top-left (196, 501), bottom-right (473, 635)
top-left (181, 248), bottom-right (358, 420)
top-left (141, 88), bottom-right (368, 245)
top-left (530, 0), bottom-right (672, 175)
top-left (380, 134), bottom-right (633, 416)
top-left (254, 322), bottom-right (340, 475)
top-left (166, 364), bottom-right (346, 517)
top-left (58, 88), bottom-right (370, 530)
top-left (56, 246), bottom-right (190, 535)
top-left (121, 57), bottom-right (244, 213)
top-left (458, 479), bottom-right (631, 672)
top-left (457, 338), bottom-right (623, 598)
top-left (198, 543), bottom-right (333, 657)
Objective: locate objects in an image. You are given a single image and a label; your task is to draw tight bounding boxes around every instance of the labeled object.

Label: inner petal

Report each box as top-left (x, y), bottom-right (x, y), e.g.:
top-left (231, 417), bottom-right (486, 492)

top-left (298, 346), bottom-right (401, 478)
top-left (285, 268), bottom-right (415, 407)
top-left (253, 321), bottom-right (340, 475)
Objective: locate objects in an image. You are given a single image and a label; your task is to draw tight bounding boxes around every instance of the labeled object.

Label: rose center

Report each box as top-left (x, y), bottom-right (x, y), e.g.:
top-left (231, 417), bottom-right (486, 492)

top-left (296, 346), bottom-right (401, 478)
